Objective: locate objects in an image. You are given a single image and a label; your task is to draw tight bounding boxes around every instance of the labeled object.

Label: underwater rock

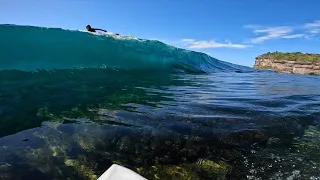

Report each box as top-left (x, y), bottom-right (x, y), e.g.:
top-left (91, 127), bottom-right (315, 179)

top-left (195, 159), bottom-right (231, 179)
top-left (137, 165), bottom-right (198, 180)
top-left (293, 125), bottom-right (320, 160)
top-left (136, 159), bottom-right (231, 180)
top-left (64, 159), bottom-right (97, 180)
top-left (0, 163), bottom-right (12, 171)
top-left (219, 129), bottom-right (267, 147)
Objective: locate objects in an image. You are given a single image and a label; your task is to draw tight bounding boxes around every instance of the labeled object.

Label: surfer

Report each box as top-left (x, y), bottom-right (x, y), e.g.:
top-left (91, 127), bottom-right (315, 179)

top-left (86, 25), bottom-right (120, 35)
top-left (86, 25), bottom-right (107, 32)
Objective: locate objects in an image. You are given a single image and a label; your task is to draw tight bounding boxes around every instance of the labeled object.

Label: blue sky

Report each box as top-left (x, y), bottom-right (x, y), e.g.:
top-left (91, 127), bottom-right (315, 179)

top-left (1, 0), bottom-right (319, 67)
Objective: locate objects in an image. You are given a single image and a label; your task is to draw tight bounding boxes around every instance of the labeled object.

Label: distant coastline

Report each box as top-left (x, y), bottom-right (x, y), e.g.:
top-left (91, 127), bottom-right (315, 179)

top-left (254, 52), bottom-right (320, 75)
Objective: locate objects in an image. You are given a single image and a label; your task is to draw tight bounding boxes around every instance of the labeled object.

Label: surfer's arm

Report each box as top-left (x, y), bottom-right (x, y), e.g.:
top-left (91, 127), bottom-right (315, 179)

top-left (93, 28), bottom-right (107, 32)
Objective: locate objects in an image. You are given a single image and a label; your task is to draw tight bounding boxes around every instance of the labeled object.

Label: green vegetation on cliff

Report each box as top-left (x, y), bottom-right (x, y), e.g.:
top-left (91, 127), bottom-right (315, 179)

top-left (257, 52), bottom-right (320, 62)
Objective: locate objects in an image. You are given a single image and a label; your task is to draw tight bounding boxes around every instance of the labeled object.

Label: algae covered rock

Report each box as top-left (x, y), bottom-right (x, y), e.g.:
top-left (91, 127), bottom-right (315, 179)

top-left (137, 165), bottom-right (198, 180)
top-left (220, 129), bottom-right (267, 147)
top-left (64, 159), bottom-right (97, 180)
top-left (136, 159), bottom-right (231, 180)
top-left (194, 159), bottom-right (231, 180)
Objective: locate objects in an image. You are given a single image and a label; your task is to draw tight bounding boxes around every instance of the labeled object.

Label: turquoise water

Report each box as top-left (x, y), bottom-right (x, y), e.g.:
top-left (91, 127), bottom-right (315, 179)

top-left (0, 24), bottom-right (252, 73)
top-left (0, 25), bottom-right (320, 179)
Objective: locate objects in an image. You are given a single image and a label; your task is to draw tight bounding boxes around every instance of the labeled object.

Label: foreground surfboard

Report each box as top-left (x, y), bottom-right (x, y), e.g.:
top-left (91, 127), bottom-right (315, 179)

top-left (97, 164), bottom-right (147, 180)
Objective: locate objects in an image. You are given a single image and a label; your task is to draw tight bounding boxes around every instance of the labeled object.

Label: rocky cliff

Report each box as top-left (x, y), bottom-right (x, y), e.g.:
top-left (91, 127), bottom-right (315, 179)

top-left (254, 52), bottom-right (320, 75)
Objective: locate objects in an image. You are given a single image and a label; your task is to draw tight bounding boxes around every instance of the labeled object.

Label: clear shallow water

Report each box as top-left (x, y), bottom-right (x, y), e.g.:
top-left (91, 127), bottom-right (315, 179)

top-left (0, 24), bottom-right (320, 179)
top-left (0, 69), bottom-right (320, 180)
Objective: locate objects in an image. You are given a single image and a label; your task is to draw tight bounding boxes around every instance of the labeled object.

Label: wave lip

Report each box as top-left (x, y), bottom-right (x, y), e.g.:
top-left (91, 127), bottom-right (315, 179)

top-left (0, 24), bottom-right (253, 73)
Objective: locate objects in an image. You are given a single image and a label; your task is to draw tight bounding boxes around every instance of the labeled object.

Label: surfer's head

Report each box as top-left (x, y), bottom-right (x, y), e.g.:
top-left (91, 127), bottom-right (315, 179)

top-left (86, 25), bottom-right (92, 31)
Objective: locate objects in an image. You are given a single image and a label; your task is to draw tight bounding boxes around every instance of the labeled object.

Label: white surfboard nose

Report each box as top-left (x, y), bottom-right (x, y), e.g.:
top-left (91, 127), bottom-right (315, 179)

top-left (97, 164), bottom-right (147, 180)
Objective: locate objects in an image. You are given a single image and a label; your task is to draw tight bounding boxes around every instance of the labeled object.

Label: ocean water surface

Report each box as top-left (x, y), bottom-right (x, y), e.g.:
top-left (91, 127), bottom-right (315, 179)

top-left (0, 25), bottom-right (320, 180)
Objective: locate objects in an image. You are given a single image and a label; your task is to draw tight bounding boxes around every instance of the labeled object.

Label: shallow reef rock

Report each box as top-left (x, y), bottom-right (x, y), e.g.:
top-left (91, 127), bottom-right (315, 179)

top-left (136, 159), bottom-right (231, 180)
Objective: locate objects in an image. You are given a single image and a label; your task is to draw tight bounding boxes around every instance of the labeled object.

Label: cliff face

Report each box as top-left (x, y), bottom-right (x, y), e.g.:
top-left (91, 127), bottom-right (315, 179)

top-left (254, 58), bottom-right (320, 75)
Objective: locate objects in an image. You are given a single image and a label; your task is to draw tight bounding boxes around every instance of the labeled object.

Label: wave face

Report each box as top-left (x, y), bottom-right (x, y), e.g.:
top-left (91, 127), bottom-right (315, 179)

top-left (0, 24), bottom-right (252, 73)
